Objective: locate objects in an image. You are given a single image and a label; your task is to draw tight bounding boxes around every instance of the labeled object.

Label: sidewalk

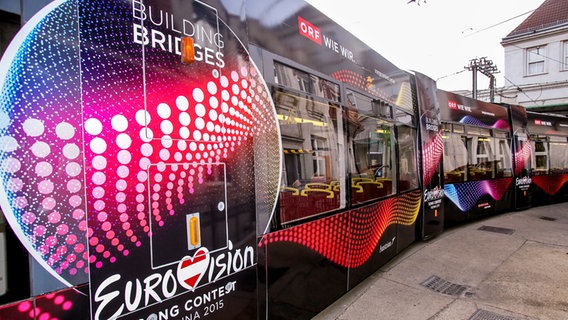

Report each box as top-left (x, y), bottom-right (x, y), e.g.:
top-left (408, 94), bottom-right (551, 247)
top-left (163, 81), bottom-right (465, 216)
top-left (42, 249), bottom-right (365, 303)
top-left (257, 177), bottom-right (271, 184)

top-left (313, 202), bottom-right (568, 320)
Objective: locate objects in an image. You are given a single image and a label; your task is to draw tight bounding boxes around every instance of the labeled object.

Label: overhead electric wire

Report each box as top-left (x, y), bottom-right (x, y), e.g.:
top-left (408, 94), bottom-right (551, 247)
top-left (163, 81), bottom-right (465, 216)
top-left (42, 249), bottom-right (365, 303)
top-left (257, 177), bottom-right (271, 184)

top-left (502, 75), bottom-right (542, 105)
top-left (463, 9), bottom-right (536, 37)
top-left (435, 69), bottom-right (466, 81)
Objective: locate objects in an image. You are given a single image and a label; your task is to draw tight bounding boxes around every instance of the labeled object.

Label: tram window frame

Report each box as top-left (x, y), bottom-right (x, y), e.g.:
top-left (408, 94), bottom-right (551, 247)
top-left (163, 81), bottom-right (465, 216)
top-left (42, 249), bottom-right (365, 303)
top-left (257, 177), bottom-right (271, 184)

top-left (349, 120), bottom-right (397, 203)
top-left (548, 136), bottom-right (568, 173)
top-left (531, 137), bottom-right (549, 174)
top-left (274, 87), bottom-right (345, 225)
top-left (346, 89), bottom-right (397, 204)
top-left (346, 90), bottom-right (394, 119)
top-left (494, 130), bottom-right (513, 178)
top-left (396, 123), bottom-right (420, 192)
top-left (274, 61), bottom-right (341, 102)
top-left (467, 128), bottom-right (497, 181)
top-left (442, 123), bottom-right (468, 183)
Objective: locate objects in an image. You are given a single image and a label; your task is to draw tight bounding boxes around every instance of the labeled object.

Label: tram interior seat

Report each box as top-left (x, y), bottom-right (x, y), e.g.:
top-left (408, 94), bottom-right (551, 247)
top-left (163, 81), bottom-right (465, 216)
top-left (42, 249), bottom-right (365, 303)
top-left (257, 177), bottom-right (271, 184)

top-left (279, 181), bottom-right (340, 222)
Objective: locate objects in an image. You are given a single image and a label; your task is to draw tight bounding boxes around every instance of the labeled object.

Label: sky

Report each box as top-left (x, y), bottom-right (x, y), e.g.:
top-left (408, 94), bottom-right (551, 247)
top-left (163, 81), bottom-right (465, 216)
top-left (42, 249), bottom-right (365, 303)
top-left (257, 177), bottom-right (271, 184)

top-left (305, 0), bottom-right (545, 92)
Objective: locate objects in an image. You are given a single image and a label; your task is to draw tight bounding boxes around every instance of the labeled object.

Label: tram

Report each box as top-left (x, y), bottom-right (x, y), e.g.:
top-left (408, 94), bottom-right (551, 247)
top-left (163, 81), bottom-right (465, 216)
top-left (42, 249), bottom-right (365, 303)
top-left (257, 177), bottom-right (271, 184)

top-left (526, 111), bottom-right (568, 206)
top-left (0, 1), bottom-right (566, 319)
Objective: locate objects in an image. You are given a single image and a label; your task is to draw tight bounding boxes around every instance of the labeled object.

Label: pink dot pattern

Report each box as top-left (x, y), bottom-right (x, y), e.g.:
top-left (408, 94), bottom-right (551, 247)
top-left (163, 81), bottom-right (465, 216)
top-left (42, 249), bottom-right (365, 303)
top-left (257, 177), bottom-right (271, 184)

top-left (83, 64), bottom-right (278, 269)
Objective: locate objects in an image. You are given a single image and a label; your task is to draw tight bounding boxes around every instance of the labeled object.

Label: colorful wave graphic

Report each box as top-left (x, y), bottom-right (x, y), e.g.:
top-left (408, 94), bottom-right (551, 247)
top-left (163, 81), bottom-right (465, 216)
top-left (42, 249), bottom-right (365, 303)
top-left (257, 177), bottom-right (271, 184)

top-left (422, 131), bottom-right (443, 186)
top-left (532, 174), bottom-right (568, 196)
top-left (0, 0), bottom-right (280, 289)
top-left (330, 69), bottom-right (395, 105)
top-left (459, 115), bottom-right (510, 130)
top-left (259, 190), bottom-right (421, 268)
top-left (514, 138), bottom-right (532, 176)
top-left (444, 178), bottom-right (512, 212)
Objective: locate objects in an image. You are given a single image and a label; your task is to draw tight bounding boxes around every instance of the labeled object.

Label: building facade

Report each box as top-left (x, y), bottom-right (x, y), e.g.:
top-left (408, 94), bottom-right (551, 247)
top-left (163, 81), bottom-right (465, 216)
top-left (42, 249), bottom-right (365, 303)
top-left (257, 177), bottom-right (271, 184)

top-left (500, 0), bottom-right (568, 114)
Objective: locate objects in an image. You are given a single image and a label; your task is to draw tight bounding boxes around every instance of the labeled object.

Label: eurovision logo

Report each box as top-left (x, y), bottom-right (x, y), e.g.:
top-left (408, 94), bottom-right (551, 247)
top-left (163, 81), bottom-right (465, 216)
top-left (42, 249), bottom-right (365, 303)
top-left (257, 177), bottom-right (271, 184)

top-left (424, 186), bottom-right (445, 202)
top-left (93, 241), bottom-right (254, 319)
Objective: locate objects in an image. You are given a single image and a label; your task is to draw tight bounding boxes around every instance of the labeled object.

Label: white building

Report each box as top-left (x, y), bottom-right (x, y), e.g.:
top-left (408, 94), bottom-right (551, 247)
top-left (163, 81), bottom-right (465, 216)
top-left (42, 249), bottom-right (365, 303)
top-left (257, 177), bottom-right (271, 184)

top-left (499, 0), bottom-right (568, 114)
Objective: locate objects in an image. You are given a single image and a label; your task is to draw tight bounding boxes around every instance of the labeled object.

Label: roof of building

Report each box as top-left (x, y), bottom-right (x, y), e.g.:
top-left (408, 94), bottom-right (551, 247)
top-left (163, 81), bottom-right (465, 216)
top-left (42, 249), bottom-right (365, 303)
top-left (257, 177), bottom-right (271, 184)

top-left (506, 0), bottom-right (568, 38)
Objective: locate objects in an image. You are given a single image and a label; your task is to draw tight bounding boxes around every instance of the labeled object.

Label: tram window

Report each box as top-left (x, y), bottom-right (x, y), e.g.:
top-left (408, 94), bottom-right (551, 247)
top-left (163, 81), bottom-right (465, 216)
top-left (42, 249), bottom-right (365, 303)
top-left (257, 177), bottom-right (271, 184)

top-left (312, 75), bottom-right (341, 102)
top-left (443, 131), bottom-right (467, 183)
top-left (346, 89), bottom-right (392, 119)
top-left (395, 108), bottom-right (414, 126)
top-left (274, 62), bottom-right (310, 92)
top-left (350, 119), bottom-right (396, 203)
top-left (495, 136), bottom-right (512, 178)
top-left (397, 125), bottom-right (419, 192)
top-left (549, 137), bottom-right (568, 173)
top-left (468, 136), bottom-right (495, 180)
top-left (275, 89), bottom-right (344, 224)
top-left (531, 139), bottom-right (549, 174)
top-left (274, 62), bottom-right (340, 102)
top-left (452, 124), bottom-right (465, 134)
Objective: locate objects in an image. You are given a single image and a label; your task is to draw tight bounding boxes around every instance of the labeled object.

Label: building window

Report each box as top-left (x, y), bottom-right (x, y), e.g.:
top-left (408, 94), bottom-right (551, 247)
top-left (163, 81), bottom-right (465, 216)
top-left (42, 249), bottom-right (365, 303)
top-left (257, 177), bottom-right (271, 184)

top-left (526, 46), bottom-right (546, 75)
top-left (563, 41), bottom-right (568, 71)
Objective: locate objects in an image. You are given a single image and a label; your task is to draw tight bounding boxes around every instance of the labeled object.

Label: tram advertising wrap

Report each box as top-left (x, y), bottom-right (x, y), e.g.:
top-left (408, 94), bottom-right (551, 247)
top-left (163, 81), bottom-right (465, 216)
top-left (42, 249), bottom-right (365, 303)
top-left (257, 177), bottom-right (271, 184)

top-left (526, 111), bottom-right (568, 205)
top-left (437, 90), bottom-right (514, 222)
top-left (0, 0), bottom-right (280, 319)
top-left (2, 0), bottom-right (568, 319)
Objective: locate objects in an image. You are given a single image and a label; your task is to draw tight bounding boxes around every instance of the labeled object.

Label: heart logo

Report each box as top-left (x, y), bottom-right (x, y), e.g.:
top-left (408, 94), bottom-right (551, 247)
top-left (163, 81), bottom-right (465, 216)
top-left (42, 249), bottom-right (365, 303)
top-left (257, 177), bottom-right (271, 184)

top-left (177, 247), bottom-right (210, 291)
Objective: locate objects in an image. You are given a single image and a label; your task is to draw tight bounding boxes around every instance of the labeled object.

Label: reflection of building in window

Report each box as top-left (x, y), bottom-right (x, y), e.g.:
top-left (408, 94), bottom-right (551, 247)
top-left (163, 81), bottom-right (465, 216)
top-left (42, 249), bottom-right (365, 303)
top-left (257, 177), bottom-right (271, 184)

top-left (274, 62), bottom-right (340, 102)
top-left (274, 80), bottom-right (344, 223)
top-left (495, 137), bottom-right (512, 177)
top-left (397, 125), bottom-right (419, 192)
top-left (548, 137), bottom-right (568, 172)
top-left (443, 132), bottom-right (467, 182)
top-left (311, 137), bottom-right (328, 178)
top-left (532, 139), bottom-right (549, 172)
top-left (474, 137), bottom-right (493, 167)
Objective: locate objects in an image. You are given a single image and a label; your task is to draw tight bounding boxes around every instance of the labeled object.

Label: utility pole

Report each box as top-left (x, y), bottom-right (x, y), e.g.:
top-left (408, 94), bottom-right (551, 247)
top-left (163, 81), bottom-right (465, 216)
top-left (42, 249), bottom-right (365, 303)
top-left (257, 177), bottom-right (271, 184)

top-left (465, 57), bottom-right (499, 102)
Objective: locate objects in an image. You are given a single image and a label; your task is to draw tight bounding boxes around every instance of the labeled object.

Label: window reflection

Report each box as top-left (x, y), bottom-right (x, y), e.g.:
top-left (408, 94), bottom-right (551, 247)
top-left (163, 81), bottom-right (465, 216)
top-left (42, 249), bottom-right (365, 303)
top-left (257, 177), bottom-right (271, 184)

top-left (274, 62), bottom-right (340, 102)
top-left (549, 137), bottom-right (568, 173)
top-left (350, 119), bottom-right (396, 203)
top-left (443, 124), bottom-right (467, 183)
top-left (347, 90), bottom-right (396, 204)
top-left (397, 125), bottom-right (419, 191)
top-left (531, 138), bottom-right (548, 174)
top-left (443, 124), bottom-right (512, 182)
top-left (468, 135), bottom-right (495, 180)
top-left (495, 132), bottom-right (512, 178)
top-left (275, 89), bottom-right (344, 224)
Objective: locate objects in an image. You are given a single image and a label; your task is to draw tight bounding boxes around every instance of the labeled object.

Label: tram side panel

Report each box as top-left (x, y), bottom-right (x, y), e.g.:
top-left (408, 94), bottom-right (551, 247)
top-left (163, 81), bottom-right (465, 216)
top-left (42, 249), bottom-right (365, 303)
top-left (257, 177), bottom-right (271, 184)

top-left (246, 2), bottom-right (423, 318)
top-left (437, 91), bottom-right (514, 223)
top-left (505, 104), bottom-right (532, 210)
top-left (414, 72), bottom-right (444, 240)
top-left (526, 111), bottom-right (568, 206)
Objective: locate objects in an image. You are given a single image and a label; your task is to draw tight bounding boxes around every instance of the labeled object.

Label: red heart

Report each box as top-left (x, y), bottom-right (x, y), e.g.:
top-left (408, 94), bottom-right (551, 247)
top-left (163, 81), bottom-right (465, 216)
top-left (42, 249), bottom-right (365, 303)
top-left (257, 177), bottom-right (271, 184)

top-left (177, 247), bottom-right (210, 290)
